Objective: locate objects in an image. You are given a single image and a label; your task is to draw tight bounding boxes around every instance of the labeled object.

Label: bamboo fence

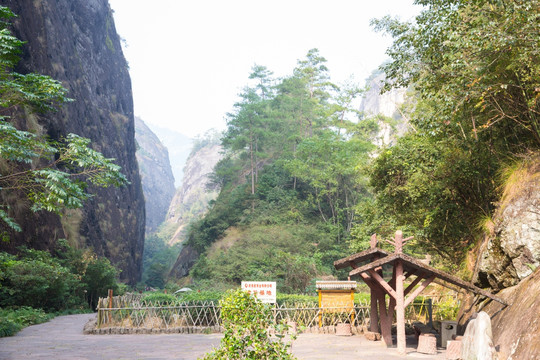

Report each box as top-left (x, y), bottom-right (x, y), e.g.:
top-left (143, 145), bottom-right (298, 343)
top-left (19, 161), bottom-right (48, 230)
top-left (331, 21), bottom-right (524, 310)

top-left (95, 294), bottom-right (458, 331)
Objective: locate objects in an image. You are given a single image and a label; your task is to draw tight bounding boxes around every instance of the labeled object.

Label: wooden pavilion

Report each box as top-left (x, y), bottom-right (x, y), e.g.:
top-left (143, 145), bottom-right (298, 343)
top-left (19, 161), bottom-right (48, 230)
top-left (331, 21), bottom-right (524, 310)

top-left (334, 231), bottom-right (507, 355)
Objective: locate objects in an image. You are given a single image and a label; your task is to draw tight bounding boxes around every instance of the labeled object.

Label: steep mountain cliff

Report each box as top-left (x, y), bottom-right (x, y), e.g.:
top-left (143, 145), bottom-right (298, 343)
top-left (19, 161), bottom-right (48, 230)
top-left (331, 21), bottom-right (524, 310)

top-left (164, 140), bottom-right (222, 245)
top-left (0, 0), bottom-right (145, 284)
top-left (135, 117), bottom-right (175, 234)
top-left (167, 140), bottom-right (222, 279)
top-left (148, 124), bottom-right (193, 188)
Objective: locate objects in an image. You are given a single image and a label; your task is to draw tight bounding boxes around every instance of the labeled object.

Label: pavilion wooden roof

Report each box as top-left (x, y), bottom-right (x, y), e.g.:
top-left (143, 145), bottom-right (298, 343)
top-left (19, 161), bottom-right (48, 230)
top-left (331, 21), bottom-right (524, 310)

top-left (342, 251), bottom-right (507, 305)
top-left (334, 248), bottom-right (390, 270)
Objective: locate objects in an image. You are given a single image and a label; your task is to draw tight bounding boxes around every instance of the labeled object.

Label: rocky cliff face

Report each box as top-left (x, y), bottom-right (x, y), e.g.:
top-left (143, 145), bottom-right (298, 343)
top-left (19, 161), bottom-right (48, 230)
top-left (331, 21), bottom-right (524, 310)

top-left (164, 143), bottom-right (222, 245)
top-left (0, 0), bottom-right (145, 284)
top-left (147, 124), bottom-right (193, 188)
top-left (135, 117), bottom-right (175, 234)
top-left (167, 142), bottom-right (222, 279)
top-left (475, 158), bottom-right (540, 290)
top-left (458, 155), bottom-right (540, 359)
top-left (360, 70), bottom-right (409, 146)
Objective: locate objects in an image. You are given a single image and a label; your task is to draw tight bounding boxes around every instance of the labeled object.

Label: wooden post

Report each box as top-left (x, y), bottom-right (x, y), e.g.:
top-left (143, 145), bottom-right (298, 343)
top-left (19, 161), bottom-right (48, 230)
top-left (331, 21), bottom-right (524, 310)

top-left (377, 288), bottom-right (392, 346)
top-left (395, 259), bottom-right (406, 355)
top-left (108, 289), bottom-right (113, 324)
top-left (350, 289), bottom-right (355, 324)
top-left (370, 248), bottom-right (380, 333)
top-left (97, 298), bottom-right (102, 328)
top-left (395, 230), bottom-right (403, 254)
top-left (370, 287), bottom-right (379, 333)
top-left (318, 289), bottom-right (322, 328)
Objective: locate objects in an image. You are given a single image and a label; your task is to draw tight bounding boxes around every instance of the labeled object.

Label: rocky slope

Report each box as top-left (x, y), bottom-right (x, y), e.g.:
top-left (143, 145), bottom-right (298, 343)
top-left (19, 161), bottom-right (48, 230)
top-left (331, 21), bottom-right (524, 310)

top-left (167, 141), bottom-right (222, 279)
top-left (459, 155), bottom-right (540, 359)
top-left (135, 117), bottom-right (175, 234)
top-left (163, 142), bottom-right (222, 245)
top-left (0, 0), bottom-right (145, 284)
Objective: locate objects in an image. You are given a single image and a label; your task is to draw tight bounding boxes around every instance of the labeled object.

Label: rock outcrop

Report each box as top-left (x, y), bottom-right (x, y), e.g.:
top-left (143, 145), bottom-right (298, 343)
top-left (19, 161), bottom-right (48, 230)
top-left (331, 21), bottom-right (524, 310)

top-left (148, 124), bottom-right (193, 188)
top-left (459, 155), bottom-right (540, 360)
top-left (475, 158), bottom-right (540, 291)
top-left (0, 0), bottom-right (145, 284)
top-left (135, 117), bottom-right (175, 234)
top-left (360, 70), bottom-right (409, 146)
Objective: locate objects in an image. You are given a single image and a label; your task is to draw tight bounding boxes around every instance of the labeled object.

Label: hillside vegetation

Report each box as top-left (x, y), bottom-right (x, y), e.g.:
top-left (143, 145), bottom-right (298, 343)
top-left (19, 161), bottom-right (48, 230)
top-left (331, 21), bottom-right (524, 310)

top-left (176, 0), bottom-right (540, 291)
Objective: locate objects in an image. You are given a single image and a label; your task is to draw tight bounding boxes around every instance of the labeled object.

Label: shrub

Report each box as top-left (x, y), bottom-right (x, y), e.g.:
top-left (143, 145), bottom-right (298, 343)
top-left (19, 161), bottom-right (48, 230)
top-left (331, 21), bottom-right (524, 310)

top-left (177, 290), bottom-right (224, 303)
top-left (141, 292), bottom-right (177, 305)
top-left (201, 289), bottom-right (297, 360)
top-left (0, 307), bottom-right (52, 337)
top-left (0, 251), bottom-right (83, 311)
top-left (0, 317), bottom-right (21, 337)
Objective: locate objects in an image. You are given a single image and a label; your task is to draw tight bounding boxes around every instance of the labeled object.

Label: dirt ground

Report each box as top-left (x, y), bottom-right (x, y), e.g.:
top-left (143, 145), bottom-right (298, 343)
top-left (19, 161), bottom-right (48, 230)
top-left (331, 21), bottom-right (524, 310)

top-left (0, 314), bottom-right (447, 359)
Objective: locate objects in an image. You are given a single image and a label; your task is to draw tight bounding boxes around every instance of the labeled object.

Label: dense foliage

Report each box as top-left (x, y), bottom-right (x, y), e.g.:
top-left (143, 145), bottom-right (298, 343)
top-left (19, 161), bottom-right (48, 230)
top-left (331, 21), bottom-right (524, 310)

top-left (180, 0), bottom-right (540, 288)
top-left (0, 244), bottom-right (122, 311)
top-left (183, 49), bottom-right (381, 291)
top-left (0, 307), bottom-right (52, 337)
top-left (355, 0), bottom-right (540, 266)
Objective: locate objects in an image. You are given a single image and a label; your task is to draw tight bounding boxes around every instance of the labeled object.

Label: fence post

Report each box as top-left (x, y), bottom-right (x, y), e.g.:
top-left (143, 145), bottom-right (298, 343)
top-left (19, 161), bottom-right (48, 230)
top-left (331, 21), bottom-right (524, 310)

top-left (108, 289), bottom-right (113, 324)
top-left (97, 298), bottom-right (102, 328)
top-left (427, 298), bottom-right (433, 328)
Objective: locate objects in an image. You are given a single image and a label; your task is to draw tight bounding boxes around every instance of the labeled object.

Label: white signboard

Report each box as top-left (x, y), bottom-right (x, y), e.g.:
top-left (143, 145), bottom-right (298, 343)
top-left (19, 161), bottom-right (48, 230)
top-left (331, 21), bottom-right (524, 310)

top-left (241, 281), bottom-right (276, 304)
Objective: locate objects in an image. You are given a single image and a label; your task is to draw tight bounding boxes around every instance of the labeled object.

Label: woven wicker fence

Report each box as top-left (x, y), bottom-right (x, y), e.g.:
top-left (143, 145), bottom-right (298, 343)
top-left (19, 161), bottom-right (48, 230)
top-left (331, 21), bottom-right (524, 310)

top-left (96, 296), bottom-right (370, 330)
top-left (95, 295), bottom-right (458, 331)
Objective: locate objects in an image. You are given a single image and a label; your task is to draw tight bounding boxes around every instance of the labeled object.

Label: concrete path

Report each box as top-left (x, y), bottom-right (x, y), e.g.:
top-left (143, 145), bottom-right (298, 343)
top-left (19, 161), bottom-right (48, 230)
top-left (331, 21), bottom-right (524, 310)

top-left (0, 314), bottom-right (446, 359)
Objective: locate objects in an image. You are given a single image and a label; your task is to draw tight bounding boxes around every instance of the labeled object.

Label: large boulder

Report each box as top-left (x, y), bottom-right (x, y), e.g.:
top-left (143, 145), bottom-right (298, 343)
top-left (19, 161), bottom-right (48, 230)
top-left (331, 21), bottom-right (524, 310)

top-left (461, 312), bottom-right (497, 360)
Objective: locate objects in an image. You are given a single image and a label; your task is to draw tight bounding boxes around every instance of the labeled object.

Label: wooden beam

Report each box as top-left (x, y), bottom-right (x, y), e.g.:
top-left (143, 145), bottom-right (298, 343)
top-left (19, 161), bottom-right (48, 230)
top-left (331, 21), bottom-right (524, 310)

top-left (360, 273), bottom-right (376, 290)
top-left (368, 269), bottom-right (397, 300)
top-left (334, 248), bottom-right (389, 270)
top-left (404, 275), bottom-right (436, 308)
top-left (349, 253), bottom-right (400, 277)
top-left (404, 269), bottom-right (417, 280)
top-left (404, 273), bottom-right (425, 297)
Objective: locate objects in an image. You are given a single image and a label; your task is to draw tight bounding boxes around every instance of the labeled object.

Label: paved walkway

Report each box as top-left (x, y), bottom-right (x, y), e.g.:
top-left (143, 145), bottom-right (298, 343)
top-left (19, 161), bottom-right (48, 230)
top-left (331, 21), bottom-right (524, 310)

top-left (0, 314), bottom-right (447, 359)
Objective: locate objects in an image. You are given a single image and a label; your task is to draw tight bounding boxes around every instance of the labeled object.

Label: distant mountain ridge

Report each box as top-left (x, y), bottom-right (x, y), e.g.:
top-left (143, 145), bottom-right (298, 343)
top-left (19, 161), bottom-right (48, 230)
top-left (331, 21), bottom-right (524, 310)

top-left (147, 124), bottom-right (193, 188)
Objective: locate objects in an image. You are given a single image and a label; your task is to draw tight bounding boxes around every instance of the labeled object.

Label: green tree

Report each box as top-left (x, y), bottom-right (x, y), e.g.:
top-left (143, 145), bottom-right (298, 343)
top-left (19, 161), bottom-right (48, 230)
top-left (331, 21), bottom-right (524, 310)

top-left (82, 257), bottom-right (119, 310)
top-left (285, 130), bottom-right (373, 242)
top-left (222, 65), bottom-right (276, 195)
top-left (359, 0), bottom-right (540, 264)
top-left (372, 0), bottom-right (540, 151)
top-left (0, 249), bottom-right (84, 311)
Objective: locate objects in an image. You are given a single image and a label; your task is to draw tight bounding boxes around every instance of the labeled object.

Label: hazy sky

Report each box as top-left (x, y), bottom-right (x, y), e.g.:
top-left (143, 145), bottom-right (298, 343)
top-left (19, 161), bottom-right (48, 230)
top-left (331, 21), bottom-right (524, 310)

top-left (108, 0), bottom-right (420, 138)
